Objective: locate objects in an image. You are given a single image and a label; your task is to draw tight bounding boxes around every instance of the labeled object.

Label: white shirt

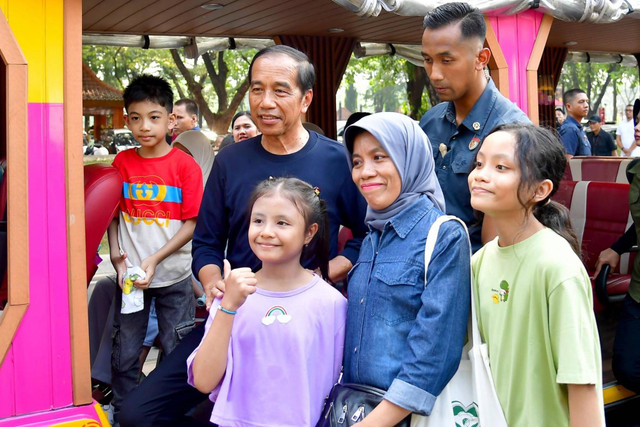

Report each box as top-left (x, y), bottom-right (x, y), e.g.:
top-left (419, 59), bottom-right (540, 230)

top-left (617, 118), bottom-right (640, 156)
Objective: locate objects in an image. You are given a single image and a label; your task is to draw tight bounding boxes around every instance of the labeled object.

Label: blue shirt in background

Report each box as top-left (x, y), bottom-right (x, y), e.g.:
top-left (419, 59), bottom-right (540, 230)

top-left (559, 116), bottom-right (592, 156)
top-left (419, 80), bottom-right (530, 252)
top-left (343, 196), bottom-right (471, 415)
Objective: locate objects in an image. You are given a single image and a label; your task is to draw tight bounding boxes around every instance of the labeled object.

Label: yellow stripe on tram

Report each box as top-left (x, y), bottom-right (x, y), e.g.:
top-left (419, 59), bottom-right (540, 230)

top-left (1, 0), bottom-right (64, 103)
top-left (603, 383), bottom-right (636, 405)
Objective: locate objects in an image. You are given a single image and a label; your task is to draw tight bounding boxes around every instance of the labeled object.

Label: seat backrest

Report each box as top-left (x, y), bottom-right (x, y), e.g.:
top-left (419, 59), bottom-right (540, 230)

top-left (568, 157), bottom-right (632, 183)
top-left (552, 180), bottom-right (577, 210)
top-left (338, 226), bottom-right (353, 253)
top-left (84, 164), bottom-right (122, 284)
top-left (567, 181), bottom-right (632, 272)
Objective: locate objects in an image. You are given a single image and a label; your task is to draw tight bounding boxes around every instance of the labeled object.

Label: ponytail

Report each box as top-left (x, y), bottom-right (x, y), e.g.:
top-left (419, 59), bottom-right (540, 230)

top-left (302, 198), bottom-right (331, 282)
top-left (533, 200), bottom-right (581, 256)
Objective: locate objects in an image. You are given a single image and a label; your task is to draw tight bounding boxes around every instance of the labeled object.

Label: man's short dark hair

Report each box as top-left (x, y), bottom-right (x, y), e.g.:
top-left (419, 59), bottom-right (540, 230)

top-left (563, 88), bottom-right (586, 107)
top-left (248, 45), bottom-right (315, 93)
top-left (423, 2), bottom-right (486, 41)
top-left (175, 98), bottom-right (198, 116)
top-left (123, 74), bottom-right (173, 113)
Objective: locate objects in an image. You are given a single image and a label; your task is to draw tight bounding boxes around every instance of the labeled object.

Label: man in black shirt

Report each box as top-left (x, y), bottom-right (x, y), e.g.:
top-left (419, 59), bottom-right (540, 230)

top-left (588, 115), bottom-right (617, 156)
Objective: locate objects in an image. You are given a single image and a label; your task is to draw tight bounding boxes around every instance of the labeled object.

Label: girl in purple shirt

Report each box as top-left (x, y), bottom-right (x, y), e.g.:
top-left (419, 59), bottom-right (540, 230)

top-left (188, 177), bottom-right (347, 426)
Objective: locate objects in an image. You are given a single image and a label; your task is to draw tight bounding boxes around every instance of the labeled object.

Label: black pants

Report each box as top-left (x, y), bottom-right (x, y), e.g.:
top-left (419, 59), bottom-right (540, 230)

top-left (612, 294), bottom-right (640, 393)
top-left (119, 321), bottom-right (211, 427)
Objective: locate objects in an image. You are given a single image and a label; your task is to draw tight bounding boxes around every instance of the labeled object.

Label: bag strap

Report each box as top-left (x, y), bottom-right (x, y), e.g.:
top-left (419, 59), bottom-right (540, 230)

top-left (423, 215), bottom-right (481, 347)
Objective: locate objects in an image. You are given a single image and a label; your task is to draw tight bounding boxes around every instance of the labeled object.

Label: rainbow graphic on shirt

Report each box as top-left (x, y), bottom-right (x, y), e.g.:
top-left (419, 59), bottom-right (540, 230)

top-left (261, 305), bottom-right (292, 325)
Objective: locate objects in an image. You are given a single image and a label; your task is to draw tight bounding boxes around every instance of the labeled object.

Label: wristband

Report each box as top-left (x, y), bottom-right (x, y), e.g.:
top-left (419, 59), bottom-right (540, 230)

top-left (218, 305), bottom-right (237, 315)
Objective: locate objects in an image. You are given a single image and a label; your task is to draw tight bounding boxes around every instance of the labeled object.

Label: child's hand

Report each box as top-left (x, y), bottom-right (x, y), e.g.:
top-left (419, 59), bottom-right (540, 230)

top-left (135, 256), bottom-right (158, 289)
top-left (110, 250), bottom-right (128, 290)
top-left (220, 259), bottom-right (257, 311)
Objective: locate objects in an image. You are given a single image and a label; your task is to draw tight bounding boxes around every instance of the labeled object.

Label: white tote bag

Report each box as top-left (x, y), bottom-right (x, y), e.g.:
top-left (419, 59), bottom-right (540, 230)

top-left (411, 216), bottom-right (508, 427)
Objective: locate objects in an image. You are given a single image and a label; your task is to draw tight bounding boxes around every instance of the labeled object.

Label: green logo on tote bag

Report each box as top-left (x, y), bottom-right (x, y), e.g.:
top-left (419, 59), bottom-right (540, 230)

top-left (452, 400), bottom-right (479, 427)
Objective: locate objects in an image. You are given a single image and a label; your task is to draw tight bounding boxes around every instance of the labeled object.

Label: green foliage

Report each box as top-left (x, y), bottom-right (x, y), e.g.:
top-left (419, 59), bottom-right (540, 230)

top-left (82, 45), bottom-right (255, 132)
top-left (345, 82), bottom-right (357, 113)
top-left (342, 54), bottom-right (409, 113)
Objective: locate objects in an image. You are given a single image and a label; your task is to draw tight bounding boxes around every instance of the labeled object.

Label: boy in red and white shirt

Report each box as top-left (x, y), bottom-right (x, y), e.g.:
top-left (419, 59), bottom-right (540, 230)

top-left (107, 74), bottom-right (203, 420)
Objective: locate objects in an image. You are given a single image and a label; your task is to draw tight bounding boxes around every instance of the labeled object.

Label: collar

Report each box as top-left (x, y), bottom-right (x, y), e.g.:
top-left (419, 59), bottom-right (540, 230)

top-left (443, 79), bottom-right (498, 134)
top-left (383, 196), bottom-right (434, 239)
top-left (564, 116), bottom-right (582, 128)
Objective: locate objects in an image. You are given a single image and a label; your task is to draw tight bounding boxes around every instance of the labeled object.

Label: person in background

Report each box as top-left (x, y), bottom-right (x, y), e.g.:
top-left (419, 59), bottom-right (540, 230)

top-left (419, 1), bottom-right (530, 252)
top-left (593, 99), bottom-right (640, 394)
top-left (173, 130), bottom-right (215, 185)
top-left (559, 88), bottom-right (591, 158)
top-left (587, 115), bottom-right (617, 156)
top-left (556, 107), bottom-right (566, 127)
top-left (173, 130), bottom-right (217, 304)
top-left (469, 123), bottom-right (603, 426)
top-left (172, 98), bottom-right (201, 141)
top-left (617, 104), bottom-right (639, 157)
top-left (231, 110), bottom-right (259, 142)
top-left (219, 111), bottom-right (260, 152)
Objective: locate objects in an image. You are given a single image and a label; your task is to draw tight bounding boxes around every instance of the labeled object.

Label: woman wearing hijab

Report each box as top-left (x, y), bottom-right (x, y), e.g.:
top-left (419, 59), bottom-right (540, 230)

top-left (342, 112), bottom-right (471, 425)
top-left (172, 130), bottom-right (216, 304)
top-left (173, 130), bottom-right (215, 185)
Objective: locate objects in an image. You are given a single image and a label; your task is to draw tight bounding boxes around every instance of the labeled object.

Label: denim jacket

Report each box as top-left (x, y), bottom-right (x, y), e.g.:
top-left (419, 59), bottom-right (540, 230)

top-left (343, 195), bottom-right (471, 415)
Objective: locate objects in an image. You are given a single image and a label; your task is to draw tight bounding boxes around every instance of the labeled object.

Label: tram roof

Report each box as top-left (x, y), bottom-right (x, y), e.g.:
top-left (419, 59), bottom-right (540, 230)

top-left (82, 0), bottom-right (640, 54)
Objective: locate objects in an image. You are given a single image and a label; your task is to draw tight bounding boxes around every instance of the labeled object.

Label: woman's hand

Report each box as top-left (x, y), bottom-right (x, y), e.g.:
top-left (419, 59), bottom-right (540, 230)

top-left (593, 248), bottom-right (620, 279)
top-left (219, 259), bottom-right (257, 311)
top-left (353, 400), bottom-right (411, 427)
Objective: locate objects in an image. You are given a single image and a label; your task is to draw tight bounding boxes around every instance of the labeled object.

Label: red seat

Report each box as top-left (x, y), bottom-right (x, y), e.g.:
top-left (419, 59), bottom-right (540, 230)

top-left (566, 157), bottom-right (632, 183)
top-left (552, 180), bottom-right (577, 210)
top-left (338, 226), bottom-right (353, 253)
top-left (84, 164), bottom-right (122, 284)
top-left (564, 181), bottom-right (632, 312)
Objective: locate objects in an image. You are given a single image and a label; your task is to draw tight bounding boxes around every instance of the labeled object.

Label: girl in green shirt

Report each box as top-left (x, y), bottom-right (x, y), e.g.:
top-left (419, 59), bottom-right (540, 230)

top-left (468, 124), bottom-right (604, 426)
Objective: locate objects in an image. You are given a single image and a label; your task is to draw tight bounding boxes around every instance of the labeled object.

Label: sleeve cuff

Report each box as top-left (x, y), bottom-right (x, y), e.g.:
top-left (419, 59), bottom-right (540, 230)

top-left (339, 243), bottom-right (361, 266)
top-left (384, 378), bottom-right (437, 415)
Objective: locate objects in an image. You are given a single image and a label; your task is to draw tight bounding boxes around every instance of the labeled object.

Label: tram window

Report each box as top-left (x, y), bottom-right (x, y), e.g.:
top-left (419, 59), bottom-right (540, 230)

top-left (0, 11), bottom-right (29, 363)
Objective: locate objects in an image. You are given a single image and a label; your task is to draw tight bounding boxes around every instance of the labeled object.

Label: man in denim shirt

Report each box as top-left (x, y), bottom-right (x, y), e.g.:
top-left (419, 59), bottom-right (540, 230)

top-left (558, 88), bottom-right (592, 158)
top-left (419, 2), bottom-right (529, 252)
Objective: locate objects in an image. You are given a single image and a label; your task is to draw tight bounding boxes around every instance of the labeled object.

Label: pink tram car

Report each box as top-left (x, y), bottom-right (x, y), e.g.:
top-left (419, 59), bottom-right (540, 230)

top-left (0, 0), bottom-right (109, 425)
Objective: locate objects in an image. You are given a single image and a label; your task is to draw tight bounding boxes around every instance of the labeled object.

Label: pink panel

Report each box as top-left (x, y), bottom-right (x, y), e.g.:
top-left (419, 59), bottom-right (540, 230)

top-left (488, 11), bottom-right (544, 114)
top-left (0, 348), bottom-right (16, 417)
top-left (44, 103), bottom-right (73, 408)
top-left (5, 103), bottom-right (72, 416)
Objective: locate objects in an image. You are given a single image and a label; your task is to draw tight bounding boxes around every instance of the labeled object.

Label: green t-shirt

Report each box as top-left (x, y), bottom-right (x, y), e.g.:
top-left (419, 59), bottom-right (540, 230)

top-left (472, 228), bottom-right (604, 426)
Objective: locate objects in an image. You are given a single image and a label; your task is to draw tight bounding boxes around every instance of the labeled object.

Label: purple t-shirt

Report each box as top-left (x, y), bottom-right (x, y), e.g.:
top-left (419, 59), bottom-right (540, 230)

top-left (187, 274), bottom-right (347, 426)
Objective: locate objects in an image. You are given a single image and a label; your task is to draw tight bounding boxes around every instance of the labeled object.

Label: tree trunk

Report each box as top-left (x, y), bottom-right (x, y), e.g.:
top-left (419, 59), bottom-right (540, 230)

top-left (405, 62), bottom-right (440, 119)
top-left (590, 64), bottom-right (618, 117)
top-left (406, 63), bottom-right (426, 120)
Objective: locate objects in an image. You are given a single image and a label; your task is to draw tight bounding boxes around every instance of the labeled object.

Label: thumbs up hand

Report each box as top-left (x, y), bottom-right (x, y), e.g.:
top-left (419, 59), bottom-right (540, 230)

top-left (219, 259), bottom-right (258, 312)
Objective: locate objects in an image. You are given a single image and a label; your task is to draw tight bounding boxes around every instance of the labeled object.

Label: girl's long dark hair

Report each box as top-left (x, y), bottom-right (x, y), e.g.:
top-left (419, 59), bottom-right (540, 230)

top-left (489, 123), bottom-right (581, 256)
top-left (247, 177), bottom-right (331, 281)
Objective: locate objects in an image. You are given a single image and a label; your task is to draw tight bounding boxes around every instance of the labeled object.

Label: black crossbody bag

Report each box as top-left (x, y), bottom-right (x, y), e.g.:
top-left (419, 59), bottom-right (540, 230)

top-left (316, 382), bottom-right (410, 427)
